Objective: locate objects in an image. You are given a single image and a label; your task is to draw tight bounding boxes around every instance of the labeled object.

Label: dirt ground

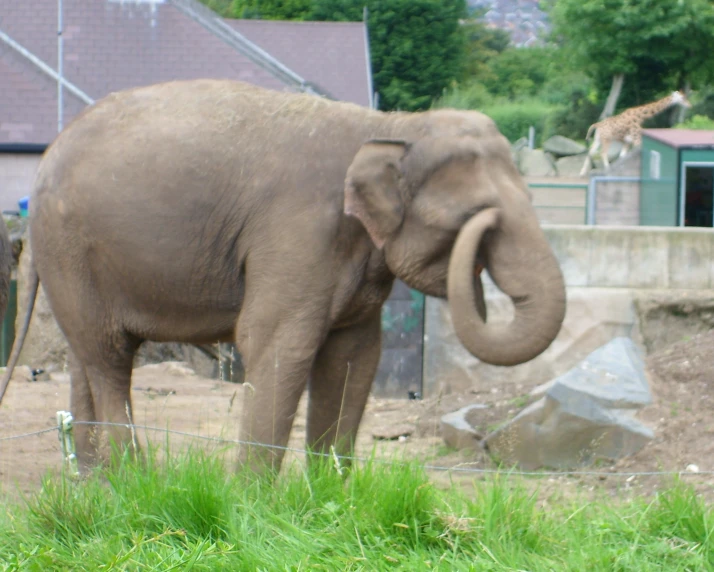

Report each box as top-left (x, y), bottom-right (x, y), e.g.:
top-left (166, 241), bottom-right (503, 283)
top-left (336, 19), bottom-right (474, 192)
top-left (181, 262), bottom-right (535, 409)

top-left (1, 330), bottom-right (714, 504)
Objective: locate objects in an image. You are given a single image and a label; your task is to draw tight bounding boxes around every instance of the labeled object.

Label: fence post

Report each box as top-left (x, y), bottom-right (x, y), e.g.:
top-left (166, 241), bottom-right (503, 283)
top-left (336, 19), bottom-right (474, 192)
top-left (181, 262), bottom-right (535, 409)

top-left (56, 410), bottom-right (79, 477)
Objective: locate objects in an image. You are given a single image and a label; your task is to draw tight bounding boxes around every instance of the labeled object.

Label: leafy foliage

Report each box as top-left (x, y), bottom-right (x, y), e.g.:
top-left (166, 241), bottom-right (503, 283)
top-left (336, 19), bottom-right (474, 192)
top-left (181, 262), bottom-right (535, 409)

top-left (481, 46), bottom-right (557, 100)
top-left (461, 10), bottom-right (511, 84)
top-left (680, 115), bottom-right (714, 131)
top-left (546, 0), bottom-right (714, 110)
top-left (481, 100), bottom-right (560, 147)
top-left (229, 0), bottom-right (313, 20)
top-left (311, 0), bottom-right (469, 111)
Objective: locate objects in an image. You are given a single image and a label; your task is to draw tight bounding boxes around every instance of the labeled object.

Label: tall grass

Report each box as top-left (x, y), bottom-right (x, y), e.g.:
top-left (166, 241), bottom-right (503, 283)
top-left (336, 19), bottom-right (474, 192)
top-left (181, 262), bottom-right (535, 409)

top-left (0, 446), bottom-right (712, 570)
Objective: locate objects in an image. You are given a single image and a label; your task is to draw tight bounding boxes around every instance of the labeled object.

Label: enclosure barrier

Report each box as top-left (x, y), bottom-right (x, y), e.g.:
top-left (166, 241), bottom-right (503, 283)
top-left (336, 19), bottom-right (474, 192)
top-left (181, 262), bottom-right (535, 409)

top-left (527, 181), bottom-right (589, 225)
top-left (2, 415), bottom-right (714, 481)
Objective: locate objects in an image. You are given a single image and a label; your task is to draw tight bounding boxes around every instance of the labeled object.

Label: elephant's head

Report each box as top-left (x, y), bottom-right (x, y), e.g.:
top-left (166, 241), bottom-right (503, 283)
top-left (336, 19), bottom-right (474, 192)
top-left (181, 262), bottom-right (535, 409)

top-left (343, 109), bottom-right (566, 366)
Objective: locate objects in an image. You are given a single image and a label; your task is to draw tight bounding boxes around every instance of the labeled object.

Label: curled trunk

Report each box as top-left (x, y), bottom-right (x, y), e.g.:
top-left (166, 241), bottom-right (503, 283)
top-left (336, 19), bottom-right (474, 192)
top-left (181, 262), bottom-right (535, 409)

top-left (447, 208), bottom-right (566, 366)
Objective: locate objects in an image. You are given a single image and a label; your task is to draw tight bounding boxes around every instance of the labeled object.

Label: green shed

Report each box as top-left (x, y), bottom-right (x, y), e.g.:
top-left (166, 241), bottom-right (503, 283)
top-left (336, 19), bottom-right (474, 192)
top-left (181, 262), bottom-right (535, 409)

top-left (640, 129), bottom-right (714, 227)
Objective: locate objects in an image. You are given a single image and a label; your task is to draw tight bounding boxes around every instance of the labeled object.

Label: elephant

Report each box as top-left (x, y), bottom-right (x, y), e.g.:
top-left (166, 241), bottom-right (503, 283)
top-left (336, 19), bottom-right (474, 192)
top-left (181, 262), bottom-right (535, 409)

top-left (0, 79), bottom-right (566, 475)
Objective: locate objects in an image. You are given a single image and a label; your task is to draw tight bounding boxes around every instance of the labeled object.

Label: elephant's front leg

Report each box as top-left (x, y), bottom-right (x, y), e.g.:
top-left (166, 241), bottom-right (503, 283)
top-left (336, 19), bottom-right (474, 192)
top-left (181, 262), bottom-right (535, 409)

top-left (235, 312), bottom-right (327, 476)
top-left (306, 311), bottom-right (382, 465)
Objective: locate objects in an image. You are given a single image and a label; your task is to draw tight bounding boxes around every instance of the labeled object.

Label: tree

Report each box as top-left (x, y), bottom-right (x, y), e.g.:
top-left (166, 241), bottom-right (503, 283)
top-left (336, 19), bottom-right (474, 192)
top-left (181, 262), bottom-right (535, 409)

top-left (546, 0), bottom-right (714, 118)
top-left (311, 0), bottom-right (469, 111)
top-left (227, 0), bottom-right (313, 19)
top-left (481, 46), bottom-right (558, 100)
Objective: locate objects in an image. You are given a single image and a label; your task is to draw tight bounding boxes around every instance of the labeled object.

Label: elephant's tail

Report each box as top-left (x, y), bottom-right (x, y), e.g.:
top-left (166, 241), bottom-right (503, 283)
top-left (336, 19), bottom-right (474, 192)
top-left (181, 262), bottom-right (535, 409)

top-left (0, 263), bottom-right (39, 406)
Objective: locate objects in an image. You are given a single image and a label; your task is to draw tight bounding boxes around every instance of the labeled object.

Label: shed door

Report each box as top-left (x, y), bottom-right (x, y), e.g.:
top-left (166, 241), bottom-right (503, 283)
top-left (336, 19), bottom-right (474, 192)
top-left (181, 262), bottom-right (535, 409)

top-left (681, 164), bottom-right (714, 227)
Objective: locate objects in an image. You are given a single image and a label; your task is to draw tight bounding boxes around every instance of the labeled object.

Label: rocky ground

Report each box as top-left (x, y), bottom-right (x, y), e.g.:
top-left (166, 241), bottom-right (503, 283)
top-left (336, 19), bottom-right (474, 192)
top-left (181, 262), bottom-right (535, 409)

top-left (1, 329), bottom-right (713, 504)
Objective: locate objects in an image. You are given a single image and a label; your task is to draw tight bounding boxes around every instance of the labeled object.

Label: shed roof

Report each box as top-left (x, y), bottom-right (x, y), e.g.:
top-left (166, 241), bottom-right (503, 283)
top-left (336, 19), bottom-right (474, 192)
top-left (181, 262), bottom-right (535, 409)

top-left (642, 129), bottom-right (714, 149)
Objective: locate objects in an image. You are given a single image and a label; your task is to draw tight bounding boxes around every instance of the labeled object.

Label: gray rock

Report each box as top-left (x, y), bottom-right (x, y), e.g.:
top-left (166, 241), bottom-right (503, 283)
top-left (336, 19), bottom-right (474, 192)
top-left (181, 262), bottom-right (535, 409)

top-left (440, 404), bottom-right (488, 450)
top-left (543, 135), bottom-right (586, 157)
top-left (606, 141), bottom-right (625, 162)
top-left (483, 337), bottom-right (654, 470)
top-left (511, 137), bottom-right (528, 166)
top-left (517, 148), bottom-right (556, 177)
top-left (555, 154), bottom-right (589, 178)
top-left (511, 136), bottom-right (529, 153)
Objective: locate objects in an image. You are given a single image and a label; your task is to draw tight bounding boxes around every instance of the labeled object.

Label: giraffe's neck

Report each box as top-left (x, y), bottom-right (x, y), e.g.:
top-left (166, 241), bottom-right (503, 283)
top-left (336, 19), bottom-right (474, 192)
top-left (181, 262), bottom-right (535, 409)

top-left (633, 94), bottom-right (676, 121)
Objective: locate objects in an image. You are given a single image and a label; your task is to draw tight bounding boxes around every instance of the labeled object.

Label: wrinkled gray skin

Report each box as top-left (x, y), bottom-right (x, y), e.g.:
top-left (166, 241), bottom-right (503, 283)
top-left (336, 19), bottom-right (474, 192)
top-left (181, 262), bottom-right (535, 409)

top-left (0, 80), bottom-right (566, 475)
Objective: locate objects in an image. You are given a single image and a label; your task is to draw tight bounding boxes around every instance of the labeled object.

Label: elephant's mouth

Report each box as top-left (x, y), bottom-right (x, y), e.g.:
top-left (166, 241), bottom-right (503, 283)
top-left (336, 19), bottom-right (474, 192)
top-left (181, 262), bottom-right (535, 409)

top-left (446, 208), bottom-right (566, 366)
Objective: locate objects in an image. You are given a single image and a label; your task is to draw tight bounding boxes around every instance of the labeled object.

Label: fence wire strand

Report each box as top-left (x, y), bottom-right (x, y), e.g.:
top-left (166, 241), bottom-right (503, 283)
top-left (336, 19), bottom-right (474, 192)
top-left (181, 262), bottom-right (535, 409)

top-left (0, 426), bottom-right (60, 442)
top-left (3, 419), bottom-right (712, 479)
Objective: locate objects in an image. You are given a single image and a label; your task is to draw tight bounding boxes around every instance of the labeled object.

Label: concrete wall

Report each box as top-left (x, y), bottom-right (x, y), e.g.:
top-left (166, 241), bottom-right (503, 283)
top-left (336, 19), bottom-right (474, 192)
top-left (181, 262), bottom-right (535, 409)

top-left (0, 154), bottom-right (42, 212)
top-left (423, 225), bottom-right (714, 397)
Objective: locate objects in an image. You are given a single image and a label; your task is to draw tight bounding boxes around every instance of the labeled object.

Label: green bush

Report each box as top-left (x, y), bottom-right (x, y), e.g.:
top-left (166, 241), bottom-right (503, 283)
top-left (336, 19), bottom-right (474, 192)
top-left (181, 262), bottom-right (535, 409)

top-left (689, 86), bottom-right (714, 121)
top-left (480, 100), bottom-right (561, 146)
top-left (433, 81), bottom-right (494, 111)
top-left (680, 114), bottom-right (714, 130)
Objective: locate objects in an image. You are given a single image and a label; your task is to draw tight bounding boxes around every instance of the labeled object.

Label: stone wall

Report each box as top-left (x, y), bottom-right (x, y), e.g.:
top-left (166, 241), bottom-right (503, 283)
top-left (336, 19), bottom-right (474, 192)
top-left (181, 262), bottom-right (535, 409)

top-left (423, 225), bottom-right (714, 397)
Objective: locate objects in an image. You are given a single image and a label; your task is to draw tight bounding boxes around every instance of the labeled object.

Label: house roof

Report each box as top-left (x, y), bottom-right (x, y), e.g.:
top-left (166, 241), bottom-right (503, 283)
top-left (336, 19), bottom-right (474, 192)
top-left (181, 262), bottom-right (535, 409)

top-left (0, 0), bottom-right (372, 146)
top-left (642, 129), bottom-right (714, 149)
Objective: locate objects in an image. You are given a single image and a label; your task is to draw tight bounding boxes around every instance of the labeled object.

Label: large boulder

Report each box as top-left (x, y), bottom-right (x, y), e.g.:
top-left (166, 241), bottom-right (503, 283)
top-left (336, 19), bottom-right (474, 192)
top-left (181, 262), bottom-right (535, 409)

top-left (440, 404), bottom-right (488, 450)
top-left (482, 337), bottom-right (654, 470)
top-left (543, 135), bottom-right (586, 157)
top-left (555, 154), bottom-right (589, 178)
top-left (517, 148), bottom-right (556, 177)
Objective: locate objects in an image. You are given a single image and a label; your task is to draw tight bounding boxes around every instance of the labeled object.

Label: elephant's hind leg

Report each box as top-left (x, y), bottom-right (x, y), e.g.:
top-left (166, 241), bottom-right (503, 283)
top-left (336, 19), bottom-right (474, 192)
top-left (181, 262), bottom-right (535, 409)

top-left (66, 331), bottom-right (141, 471)
top-left (306, 312), bottom-right (382, 466)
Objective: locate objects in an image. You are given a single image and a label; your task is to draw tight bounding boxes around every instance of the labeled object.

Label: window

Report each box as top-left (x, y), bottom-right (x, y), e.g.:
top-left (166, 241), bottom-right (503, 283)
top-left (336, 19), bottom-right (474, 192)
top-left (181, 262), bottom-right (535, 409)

top-left (649, 150), bottom-right (661, 180)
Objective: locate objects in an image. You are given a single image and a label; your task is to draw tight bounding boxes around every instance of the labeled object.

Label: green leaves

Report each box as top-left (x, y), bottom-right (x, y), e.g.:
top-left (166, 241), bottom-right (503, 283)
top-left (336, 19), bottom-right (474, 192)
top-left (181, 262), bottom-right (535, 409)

top-left (312, 0), bottom-right (469, 111)
top-left (547, 0), bottom-right (714, 108)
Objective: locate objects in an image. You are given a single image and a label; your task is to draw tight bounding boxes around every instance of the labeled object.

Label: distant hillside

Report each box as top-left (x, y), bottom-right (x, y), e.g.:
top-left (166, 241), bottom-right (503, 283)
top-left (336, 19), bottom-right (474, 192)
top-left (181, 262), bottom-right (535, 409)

top-left (468, 0), bottom-right (550, 47)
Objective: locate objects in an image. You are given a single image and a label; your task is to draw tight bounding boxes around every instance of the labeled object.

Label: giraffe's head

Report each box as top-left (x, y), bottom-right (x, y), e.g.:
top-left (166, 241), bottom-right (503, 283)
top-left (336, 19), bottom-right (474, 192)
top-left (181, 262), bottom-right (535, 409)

top-left (672, 91), bottom-right (692, 108)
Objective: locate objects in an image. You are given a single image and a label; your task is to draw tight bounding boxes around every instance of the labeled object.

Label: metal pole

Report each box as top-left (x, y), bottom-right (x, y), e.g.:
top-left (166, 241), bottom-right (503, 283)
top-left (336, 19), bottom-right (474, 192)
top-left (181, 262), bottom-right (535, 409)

top-left (587, 177), bottom-right (596, 225)
top-left (0, 30), bottom-right (94, 105)
top-left (57, 0), bottom-right (63, 133)
top-left (363, 6), bottom-right (375, 109)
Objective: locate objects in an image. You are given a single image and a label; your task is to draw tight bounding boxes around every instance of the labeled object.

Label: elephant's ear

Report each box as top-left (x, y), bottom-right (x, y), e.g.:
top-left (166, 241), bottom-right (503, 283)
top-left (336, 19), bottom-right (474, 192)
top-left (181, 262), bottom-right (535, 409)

top-left (344, 139), bottom-right (410, 250)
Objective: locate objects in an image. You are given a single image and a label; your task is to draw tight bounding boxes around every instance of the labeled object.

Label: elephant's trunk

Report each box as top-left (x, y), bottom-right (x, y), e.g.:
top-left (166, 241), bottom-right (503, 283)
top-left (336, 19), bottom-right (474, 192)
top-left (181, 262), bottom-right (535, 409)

top-left (447, 207), bottom-right (566, 366)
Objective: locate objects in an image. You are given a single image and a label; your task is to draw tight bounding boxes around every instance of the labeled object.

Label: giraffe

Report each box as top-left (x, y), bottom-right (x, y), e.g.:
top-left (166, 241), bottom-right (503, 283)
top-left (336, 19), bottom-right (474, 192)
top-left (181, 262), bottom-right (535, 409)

top-left (579, 91), bottom-right (691, 176)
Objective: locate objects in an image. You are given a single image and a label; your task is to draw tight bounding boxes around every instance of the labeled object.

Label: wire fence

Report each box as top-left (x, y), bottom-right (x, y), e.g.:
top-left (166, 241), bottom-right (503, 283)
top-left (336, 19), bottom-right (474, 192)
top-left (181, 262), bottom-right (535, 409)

top-left (2, 415), bottom-right (714, 481)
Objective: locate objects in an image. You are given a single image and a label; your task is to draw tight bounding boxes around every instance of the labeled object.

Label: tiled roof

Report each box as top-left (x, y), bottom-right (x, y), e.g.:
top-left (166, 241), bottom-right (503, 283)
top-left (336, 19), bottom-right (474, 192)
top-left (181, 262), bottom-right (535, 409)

top-left (227, 19), bottom-right (372, 108)
top-left (0, 0), bottom-right (372, 145)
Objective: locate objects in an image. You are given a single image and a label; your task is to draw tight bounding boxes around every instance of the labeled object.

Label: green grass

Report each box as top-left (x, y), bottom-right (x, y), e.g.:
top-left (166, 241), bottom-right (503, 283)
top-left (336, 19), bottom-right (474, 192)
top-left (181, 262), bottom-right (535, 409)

top-left (0, 447), bottom-right (712, 571)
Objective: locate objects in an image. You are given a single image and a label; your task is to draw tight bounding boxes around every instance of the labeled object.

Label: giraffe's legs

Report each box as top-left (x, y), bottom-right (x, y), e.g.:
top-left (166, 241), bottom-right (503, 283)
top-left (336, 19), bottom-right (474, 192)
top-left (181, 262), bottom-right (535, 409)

top-left (600, 137), bottom-right (611, 171)
top-left (580, 132), bottom-right (601, 177)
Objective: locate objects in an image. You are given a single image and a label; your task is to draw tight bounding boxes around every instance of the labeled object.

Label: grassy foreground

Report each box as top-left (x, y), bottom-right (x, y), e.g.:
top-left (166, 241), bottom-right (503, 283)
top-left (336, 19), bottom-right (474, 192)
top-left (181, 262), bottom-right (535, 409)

top-left (0, 447), bottom-right (712, 571)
